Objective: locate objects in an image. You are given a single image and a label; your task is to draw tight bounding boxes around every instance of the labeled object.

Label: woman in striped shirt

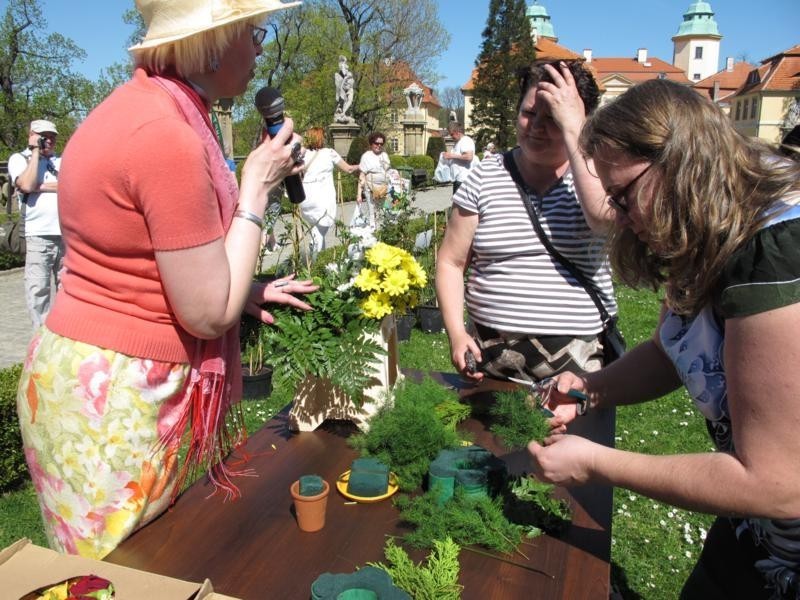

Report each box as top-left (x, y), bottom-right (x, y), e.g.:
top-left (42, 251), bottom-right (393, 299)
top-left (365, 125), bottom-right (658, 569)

top-left (436, 60), bottom-right (615, 383)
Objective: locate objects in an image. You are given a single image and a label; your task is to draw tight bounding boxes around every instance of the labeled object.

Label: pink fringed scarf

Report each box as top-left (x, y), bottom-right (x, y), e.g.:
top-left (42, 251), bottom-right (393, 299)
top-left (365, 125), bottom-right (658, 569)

top-left (150, 70), bottom-right (249, 501)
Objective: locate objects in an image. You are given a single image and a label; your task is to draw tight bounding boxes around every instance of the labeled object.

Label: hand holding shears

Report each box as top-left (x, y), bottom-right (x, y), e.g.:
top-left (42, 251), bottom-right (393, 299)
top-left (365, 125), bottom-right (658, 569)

top-left (507, 376), bottom-right (589, 420)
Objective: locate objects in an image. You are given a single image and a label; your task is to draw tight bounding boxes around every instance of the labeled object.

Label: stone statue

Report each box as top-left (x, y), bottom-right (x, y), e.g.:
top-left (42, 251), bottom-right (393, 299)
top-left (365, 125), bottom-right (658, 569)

top-left (334, 55), bottom-right (355, 124)
top-left (404, 83), bottom-right (424, 112)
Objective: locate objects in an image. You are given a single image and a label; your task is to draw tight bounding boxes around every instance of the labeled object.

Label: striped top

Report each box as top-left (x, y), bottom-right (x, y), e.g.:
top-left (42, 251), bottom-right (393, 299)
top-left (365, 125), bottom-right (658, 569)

top-left (454, 154), bottom-right (616, 335)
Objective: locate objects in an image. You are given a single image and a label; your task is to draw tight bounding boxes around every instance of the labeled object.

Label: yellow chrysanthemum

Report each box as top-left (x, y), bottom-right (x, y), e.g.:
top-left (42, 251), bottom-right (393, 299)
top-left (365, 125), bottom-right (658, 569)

top-left (365, 242), bottom-right (403, 273)
top-left (401, 256), bottom-right (427, 288)
top-left (381, 269), bottom-right (411, 296)
top-left (353, 267), bottom-right (382, 292)
top-left (361, 292), bottom-right (393, 319)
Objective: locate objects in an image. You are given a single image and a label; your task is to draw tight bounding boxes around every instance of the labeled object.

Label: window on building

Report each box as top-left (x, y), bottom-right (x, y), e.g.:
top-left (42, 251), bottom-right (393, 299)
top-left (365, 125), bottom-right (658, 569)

top-left (693, 73), bottom-right (701, 81)
top-left (391, 138), bottom-right (399, 152)
top-left (743, 99), bottom-right (750, 119)
top-left (750, 97), bottom-right (758, 119)
top-left (391, 110), bottom-right (398, 125)
top-left (735, 101), bottom-right (741, 121)
top-left (695, 47), bottom-right (703, 59)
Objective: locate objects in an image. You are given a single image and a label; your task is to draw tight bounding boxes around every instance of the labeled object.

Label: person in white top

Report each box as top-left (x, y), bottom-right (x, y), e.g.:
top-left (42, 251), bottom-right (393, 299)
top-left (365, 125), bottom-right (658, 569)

top-left (358, 131), bottom-right (391, 228)
top-left (442, 123), bottom-right (476, 194)
top-left (7, 119), bottom-right (63, 328)
top-left (299, 127), bottom-right (358, 256)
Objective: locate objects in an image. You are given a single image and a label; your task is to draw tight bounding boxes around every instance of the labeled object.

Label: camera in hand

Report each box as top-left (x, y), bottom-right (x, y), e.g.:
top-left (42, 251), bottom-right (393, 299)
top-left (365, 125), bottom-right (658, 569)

top-left (37, 137), bottom-right (47, 151)
top-left (254, 86), bottom-right (305, 204)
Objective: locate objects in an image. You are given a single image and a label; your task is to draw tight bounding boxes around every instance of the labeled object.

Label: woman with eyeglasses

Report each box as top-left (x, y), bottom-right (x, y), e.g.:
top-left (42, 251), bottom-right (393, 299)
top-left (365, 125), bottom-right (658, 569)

top-left (436, 60), bottom-right (616, 383)
top-left (530, 79), bottom-right (800, 598)
top-left (15, 0), bottom-right (319, 559)
top-left (358, 131), bottom-right (391, 229)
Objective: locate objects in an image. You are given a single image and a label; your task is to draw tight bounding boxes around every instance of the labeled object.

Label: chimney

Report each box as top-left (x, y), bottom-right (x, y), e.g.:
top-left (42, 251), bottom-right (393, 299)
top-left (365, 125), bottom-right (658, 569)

top-left (637, 48), bottom-right (648, 64)
top-left (583, 49), bottom-right (592, 63)
top-left (712, 81), bottom-right (720, 102)
top-left (726, 57), bottom-right (734, 72)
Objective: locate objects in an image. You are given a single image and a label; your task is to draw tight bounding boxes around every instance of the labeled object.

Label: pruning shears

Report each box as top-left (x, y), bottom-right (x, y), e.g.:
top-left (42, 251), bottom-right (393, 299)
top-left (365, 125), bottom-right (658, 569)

top-left (507, 377), bottom-right (589, 417)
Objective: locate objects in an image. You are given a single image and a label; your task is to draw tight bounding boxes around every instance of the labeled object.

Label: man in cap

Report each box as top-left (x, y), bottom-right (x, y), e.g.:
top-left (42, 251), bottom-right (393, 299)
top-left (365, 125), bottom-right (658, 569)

top-left (7, 119), bottom-right (63, 328)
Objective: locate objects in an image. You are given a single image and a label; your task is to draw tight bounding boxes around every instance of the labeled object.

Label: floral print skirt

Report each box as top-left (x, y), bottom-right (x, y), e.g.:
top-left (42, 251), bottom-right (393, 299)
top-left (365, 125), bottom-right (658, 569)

top-left (16, 327), bottom-right (190, 559)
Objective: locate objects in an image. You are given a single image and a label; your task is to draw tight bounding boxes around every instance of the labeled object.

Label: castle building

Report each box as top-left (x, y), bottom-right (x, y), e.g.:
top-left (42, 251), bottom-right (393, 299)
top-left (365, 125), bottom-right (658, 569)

top-left (671, 2), bottom-right (722, 82)
top-left (460, 1), bottom-right (794, 143)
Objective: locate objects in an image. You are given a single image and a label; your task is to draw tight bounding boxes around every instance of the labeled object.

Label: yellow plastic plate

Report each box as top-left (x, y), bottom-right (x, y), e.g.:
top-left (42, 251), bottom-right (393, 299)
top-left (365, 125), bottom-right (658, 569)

top-left (336, 469), bottom-right (399, 503)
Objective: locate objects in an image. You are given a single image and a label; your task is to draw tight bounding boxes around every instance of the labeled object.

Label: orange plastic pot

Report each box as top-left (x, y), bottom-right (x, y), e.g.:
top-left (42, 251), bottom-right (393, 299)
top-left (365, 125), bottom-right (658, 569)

top-left (291, 479), bottom-right (330, 532)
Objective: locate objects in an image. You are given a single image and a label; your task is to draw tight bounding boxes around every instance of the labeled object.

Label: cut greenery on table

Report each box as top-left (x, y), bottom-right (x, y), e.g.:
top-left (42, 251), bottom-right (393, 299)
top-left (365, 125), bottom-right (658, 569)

top-left (489, 388), bottom-right (550, 448)
top-left (348, 376), bottom-right (465, 491)
top-left (369, 537), bottom-right (463, 600)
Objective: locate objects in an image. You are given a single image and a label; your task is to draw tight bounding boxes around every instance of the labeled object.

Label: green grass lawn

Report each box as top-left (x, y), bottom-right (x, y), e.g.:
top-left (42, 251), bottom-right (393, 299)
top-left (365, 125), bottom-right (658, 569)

top-left (0, 289), bottom-right (713, 599)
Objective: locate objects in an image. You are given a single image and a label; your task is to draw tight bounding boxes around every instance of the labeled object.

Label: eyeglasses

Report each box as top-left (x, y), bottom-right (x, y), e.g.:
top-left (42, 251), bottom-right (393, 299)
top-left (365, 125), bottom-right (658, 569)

top-left (372, 141), bottom-right (384, 147)
top-left (250, 25), bottom-right (267, 46)
top-left (608, 163), bottom-right (652, 214)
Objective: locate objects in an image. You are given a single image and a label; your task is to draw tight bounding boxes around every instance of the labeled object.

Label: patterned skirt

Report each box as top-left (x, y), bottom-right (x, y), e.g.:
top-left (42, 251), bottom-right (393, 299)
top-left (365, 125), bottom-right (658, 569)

top-left (16, 327), bottom-right (190, 559)
top-left (472, 321), bottom-right (604, 381)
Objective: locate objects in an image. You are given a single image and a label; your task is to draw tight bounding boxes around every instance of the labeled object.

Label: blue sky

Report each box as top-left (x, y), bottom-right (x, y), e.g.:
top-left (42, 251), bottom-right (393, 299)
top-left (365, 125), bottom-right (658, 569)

top-left (37, 0), bottom-right (799, 92)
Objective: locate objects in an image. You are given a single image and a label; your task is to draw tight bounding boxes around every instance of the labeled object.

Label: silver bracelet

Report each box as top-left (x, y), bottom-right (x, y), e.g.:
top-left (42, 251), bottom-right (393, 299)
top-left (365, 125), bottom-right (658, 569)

top-left (233, 208), bottom-right (264, 228)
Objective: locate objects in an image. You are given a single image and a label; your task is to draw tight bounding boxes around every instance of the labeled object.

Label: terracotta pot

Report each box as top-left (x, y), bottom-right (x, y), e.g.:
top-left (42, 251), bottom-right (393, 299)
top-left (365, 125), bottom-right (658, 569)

top-left (290, 479), bottom-right (330, 532)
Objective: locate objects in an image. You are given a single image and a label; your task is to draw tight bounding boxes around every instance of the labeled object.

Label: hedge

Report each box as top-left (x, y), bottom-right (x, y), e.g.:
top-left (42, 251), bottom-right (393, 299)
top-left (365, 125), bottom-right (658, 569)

top-left (0, 363), bottom-right (27, 492)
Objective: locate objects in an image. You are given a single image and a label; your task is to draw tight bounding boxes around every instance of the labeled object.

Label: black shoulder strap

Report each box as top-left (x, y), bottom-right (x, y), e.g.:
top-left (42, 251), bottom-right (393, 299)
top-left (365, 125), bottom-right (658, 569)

top-left (502, 149), bottom-right (612, 325)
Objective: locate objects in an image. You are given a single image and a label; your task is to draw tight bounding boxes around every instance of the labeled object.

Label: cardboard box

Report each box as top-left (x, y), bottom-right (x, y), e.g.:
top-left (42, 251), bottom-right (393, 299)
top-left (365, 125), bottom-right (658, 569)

top-left (0, 539), bottom-right (240, 600)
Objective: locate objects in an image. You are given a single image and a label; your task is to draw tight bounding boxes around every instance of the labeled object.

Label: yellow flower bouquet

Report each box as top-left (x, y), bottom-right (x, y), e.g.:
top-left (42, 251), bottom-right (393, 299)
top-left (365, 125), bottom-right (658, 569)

top-left (261, 242), bottom-right (427, 404)
top-left (353, 242), bottom-right (428, 319)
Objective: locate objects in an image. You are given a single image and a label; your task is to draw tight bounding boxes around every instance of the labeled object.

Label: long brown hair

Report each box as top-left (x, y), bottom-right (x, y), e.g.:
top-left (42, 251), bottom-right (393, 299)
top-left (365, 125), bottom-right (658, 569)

top-left (580, 79), bottom-right (800, 315)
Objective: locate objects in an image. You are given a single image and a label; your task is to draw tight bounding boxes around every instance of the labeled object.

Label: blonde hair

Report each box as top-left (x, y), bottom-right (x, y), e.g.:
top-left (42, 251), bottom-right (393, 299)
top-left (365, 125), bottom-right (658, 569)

top-left (580, 79), bottom-right (800, 316)
top-left (304, 127), bottom-right (325, 150)
top-left (132, 17), bottom-right (262, 77)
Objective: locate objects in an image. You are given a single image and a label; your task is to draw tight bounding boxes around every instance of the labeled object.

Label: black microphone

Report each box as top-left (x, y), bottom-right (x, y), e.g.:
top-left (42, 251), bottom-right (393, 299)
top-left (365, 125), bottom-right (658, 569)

top-left (254, 86), bottom-right (305, 204)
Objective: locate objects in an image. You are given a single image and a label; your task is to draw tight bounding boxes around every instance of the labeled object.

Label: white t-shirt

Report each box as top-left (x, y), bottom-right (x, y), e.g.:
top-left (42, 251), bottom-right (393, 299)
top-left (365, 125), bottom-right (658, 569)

top-left (359, 150), bottom-right (390, 185)
top-left (451, 135), bottom-right (476, 182)
top-left (7, 149), bottom-right (61, 236)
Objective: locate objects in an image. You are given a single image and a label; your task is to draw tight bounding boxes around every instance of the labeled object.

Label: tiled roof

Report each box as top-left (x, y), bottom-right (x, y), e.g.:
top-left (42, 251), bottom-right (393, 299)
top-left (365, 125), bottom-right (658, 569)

top-left (534, 37), bottom-right (582, 62)
top-left (589, 56), bottom-right (692, 85)
top-left (734, 44), bottom-right (800, 96)
top-left (462, 36), bottom-right (581, 90)
top-left (386, 61), bottom-right (442, 108)
top-left (693, 61), bottom-right (755, 101)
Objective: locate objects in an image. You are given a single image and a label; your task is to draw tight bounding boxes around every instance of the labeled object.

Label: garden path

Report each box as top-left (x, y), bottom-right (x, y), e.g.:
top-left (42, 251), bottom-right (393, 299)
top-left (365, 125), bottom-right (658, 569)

top-left (0, 185), bottom-right (454, 369)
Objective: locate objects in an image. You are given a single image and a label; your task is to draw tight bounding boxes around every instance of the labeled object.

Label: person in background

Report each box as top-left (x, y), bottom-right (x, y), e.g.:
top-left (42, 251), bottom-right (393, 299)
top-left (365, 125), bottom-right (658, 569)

top-left (7, 119), bottom-right (63, 329)
top-left (436, 60), bottom-right (614, 383)
top-left (358, 131), bottom-right (391, 229)
top-left (482, 141), bottom-right (497, 158)
top-left (530, 79), bottom-right (800, 599)
top-left (299, 126), bottom-right (358, 257)
top-left (16, 0), bottom-right (316, 560)
top-left (779, 124), bottom-right (800, 159)
top-left (442, 122), bottom-right (476, 194)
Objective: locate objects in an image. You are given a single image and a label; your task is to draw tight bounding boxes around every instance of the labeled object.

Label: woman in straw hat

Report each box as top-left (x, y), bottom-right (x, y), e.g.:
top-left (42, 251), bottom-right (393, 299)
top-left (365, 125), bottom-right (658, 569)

top-left (16, 0), bottom-right (313, 559)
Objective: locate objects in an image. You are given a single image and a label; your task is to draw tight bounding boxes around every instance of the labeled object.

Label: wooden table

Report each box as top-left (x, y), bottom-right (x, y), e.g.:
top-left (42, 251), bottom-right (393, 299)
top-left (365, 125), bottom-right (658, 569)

top-left (106, 373), bottom-right (615, 599)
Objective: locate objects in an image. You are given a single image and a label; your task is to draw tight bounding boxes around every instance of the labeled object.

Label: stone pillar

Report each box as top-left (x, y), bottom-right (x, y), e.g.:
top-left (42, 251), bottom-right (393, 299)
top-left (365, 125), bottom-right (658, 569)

top-left (213, 98), bottom-right (234, 159)
top-left (401, 116), bottom-right (426, 156)
top-left (329, 123), bottom-right (360, 158)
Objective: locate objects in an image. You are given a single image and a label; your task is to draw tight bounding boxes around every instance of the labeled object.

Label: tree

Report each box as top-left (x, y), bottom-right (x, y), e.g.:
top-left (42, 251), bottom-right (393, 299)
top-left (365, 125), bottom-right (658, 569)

top-left (437, 86), bottom-right (464, 127)
top-left (0, 0), bottom-right (95, 156)
top-left (245, 0), bottom-right (450, 140)
top-left (469, 0), bottom-right (535, 150)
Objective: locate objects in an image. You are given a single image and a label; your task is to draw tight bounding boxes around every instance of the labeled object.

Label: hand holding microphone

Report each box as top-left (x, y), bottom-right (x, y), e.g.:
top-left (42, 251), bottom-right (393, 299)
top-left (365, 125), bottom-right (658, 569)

top-left (255, 86), bottom-right (306, 204)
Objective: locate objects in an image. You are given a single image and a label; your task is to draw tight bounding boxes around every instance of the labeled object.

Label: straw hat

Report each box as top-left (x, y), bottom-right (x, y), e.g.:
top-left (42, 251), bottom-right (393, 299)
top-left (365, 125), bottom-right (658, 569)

top-left (128, 0), bottom-right (300, 51)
